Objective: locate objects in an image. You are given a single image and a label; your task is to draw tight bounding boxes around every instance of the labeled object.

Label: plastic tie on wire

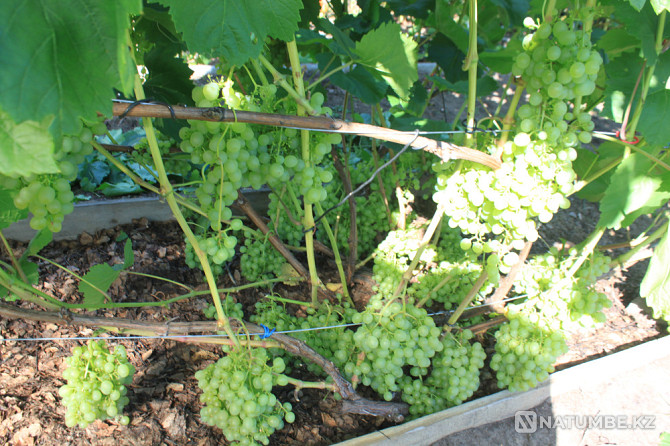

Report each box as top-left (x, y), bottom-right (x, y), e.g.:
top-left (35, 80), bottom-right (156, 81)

top-left (615, 130), bottom-right (640, 145)
top-left (259, 324), bottom-right (275, 339)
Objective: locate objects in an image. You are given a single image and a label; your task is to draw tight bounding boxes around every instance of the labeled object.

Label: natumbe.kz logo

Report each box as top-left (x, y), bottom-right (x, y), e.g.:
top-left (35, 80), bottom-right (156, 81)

top-left (514, 410), bottom-right (656, 434)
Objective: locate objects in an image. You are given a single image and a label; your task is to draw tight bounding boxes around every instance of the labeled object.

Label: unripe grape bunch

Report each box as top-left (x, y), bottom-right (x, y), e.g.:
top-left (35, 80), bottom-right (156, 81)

top-left (433, 10), bottom-right (602, 280)
top-left (196, 346), bottom-right (295, 446)
top-left (59, 340), bottom-right (135, 428)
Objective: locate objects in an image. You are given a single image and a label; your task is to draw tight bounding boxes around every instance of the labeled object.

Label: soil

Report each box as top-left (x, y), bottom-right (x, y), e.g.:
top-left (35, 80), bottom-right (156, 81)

top-left (1, 71), bottom-right (667, 445)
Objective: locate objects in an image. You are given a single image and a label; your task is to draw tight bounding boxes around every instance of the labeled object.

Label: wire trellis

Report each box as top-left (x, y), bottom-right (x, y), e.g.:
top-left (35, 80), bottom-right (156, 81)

top-left (0, 295), bottom-right (528, 344)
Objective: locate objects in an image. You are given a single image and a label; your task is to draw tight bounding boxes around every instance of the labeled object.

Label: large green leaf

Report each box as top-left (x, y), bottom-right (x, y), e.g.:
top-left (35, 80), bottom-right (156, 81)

top-left (640, 221), bottom-right (670, 322)
top-left (355, 22), bottom-right (418, 99)
top-left (638, 90), bottom-right (670, 146)
top-left (316, 54), bottom-right (387, 104)
top-left (650, 0), bottom-right (670, 14)
top-left (0, 186), bottom-right (27, 230)
top-left (612, 0), bottom-right (662, 66)
top-left (0, 1), bottom-right (140, 140)
top-left (79, 264), bottom-right (120, 306)
top-left (161, 0), bottom-right (302, 66)
top-left (22, 229), bottom-right (53, 260)
top-left (628, 0), bottom-right (647, 11)
top-left (0, 110), bottom-right (59, 177)
top-left (572, 144), bottom-right (624, 202)
top-left (598, 153), bottom-right (668, 229)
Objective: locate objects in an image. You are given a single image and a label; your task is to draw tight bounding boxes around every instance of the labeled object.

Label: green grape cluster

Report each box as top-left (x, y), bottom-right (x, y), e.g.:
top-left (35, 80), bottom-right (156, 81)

top-left (400, 329), bottom-right (486, 417)
top-left (179, 78), bottom-right (338, 277)
top-left (512, 248), bottom-right (612, 328)
top-left (407, 260), bottom-right (489, 310)
top-left (184, 228), bottom-right (240, 276)
top-left (59, 340), bottom-right (134, 428)
top-left (432, 11), bottom-right (601, 279)
top-left (203, 295), bottom-right (245, 321)
top-left (348, 301), bottom-right (443, 401)
top-left (490, 312), bottom-right (568, 392)
top-left (315, 164), bottom-right (392, 257)
top-left (12, 177), bottom-right (75, 232)
top-left (196, 347), bottom-right (295, 446)
top-left (56, 122), bottom-right (100, 181)
top-left (513, 17), bottom-right (602, 141)
top-left (9, 121), bottom-right (104, 233)
top-left (240, 236), bottom-right (288, 283)
top-left (132, 132), bottom-right (196, 179)
top-left (371, 227), bottom-right (438, 297)
top-left (290, 302), bottom-right (358, 374)
top-left (251, 300), bottom-right (358, 375)
top-left (266, 191), bottom-right (305, 248)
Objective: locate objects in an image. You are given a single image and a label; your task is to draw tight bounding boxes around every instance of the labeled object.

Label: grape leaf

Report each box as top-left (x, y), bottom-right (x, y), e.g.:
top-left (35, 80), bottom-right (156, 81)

top-left (0, 1), bottom-right (140, 140)
top-left (427, 33), bottom-right (468, 83)
top-left (572, 143), bottom-right (625, 202)
top-left (650, 0), bottom-right (670, 14)
top-left (628, 0), bottom-right (647, 11)
top-left (21, 229), bottom-right (53, 260)
top-left (114, 238), bottom-right (135, 271)
top-left (0, 110), bottom-right (59, 178)
top-left (612, 0), bottom-right (662, 66)
top-left (479, 39), bottom-right (522, 74)
top-left (79, 238), bottom-right (133, 305)
top-left (355, 22), bottom-right (418, 99)
top-left (638, 90), bottom-right (670, 146)
top-left (316, 54), bottom-right (387, 104)
top-left (79, 264), bottom-right (119, 306)
top-left (640, 221), bottom-right (670, 322)
top-left (598, 153), bottom-right (667, 229)
top-left (17, 229), bottom-right (53, 287)
top-left (433, 12), bottom-right (469, 53)
top-left (431, 75), bottom-right (500, 97)
top-left (0, 186), bottom-right (27, 230)
top-left (160, 0), bottom-right (302, 66)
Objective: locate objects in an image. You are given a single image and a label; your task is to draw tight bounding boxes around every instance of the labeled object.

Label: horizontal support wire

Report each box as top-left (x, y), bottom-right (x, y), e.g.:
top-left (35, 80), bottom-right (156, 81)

top-left (0, 294), bottom-right (528, 344)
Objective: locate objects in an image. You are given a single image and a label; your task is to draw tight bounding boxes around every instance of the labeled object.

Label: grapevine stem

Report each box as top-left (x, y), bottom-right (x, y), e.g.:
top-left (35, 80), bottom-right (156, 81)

top-left (250, 58), bottom-right (269, 86)
top-left (287, 39), bottom-right (321, 306)
top-left (0, 230), bottom-right (28, 284)
top-left (447, 270), bottom-right (488, 326)
top-left (314, 201), bottom-right (352, 304)
top-left (0, 268), bottom-right (60, 310)
top-left (127, 56), bottom-right (238, 345)
top-left (370, 129), bottom-right (393, 225)
top-left (281, 375), bottom-right (337, 392)
top-left (463, 0), bottom-right (479, 147)
top-left (592, 134), bottom-right (670, 171)
top-left (111, 101), bottom-right (503, 169)
top-left (567, 226), bottom-right (605, 278)
top-left (93, 142), bottom-right (207, 216)
top-left (610, 216), bottom-right (668, 268)
top-left (497, 82), bottom-right (525, 149)
top-left (306, 61), bottom-right (354, 91)
top-left (392, 206), bottom-right (445, 301)
top-left (34, 254), bottom-right (112, 302)
top-left (484, 241), bottom-right (533, 313)
top-left (543, 0), bottom-right (557, 22)
top-left (262, 293), bottom-right (314, 308)
top-left (257, 54), bottom-right (317, 115)
top-left (626, 10), bottom-right (666, 139)
top-left (329, 126), bottom-right (357, 281)
top-left (416, 270), bottom-right (456, 308)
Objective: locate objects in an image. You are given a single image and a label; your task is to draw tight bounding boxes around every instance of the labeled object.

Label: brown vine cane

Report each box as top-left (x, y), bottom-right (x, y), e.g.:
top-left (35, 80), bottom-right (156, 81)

top-left (111, 101), bottom-right (502, 170)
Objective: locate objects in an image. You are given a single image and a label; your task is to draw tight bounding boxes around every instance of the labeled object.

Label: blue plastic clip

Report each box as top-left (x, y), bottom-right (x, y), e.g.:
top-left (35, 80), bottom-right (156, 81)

top-left (259, 324), bottom-right (276, 339)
